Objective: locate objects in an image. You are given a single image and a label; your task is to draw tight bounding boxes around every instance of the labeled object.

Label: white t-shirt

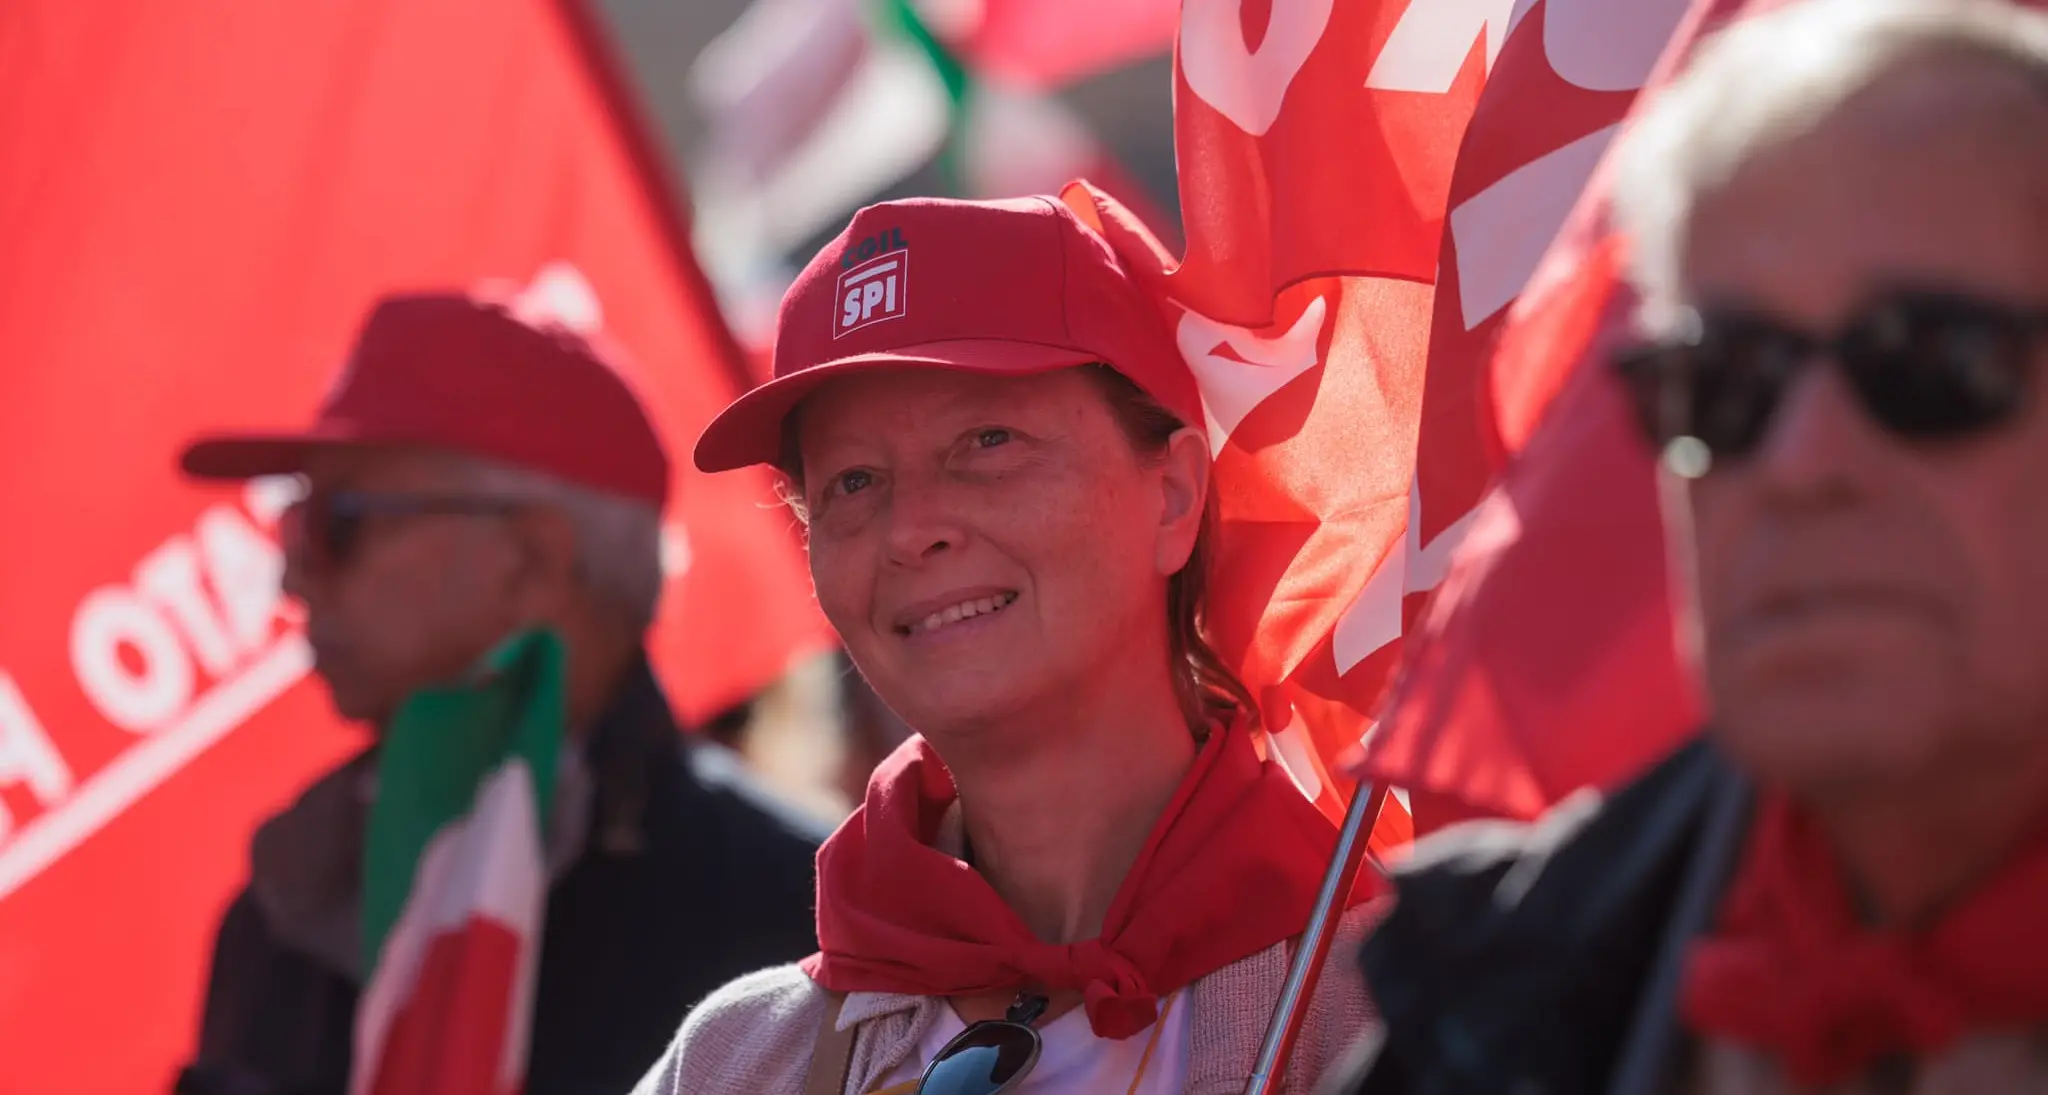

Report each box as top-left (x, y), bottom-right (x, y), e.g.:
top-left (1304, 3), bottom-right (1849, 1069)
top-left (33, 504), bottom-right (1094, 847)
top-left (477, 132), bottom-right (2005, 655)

top-left (874, 992), bottom-right (1190, 1094)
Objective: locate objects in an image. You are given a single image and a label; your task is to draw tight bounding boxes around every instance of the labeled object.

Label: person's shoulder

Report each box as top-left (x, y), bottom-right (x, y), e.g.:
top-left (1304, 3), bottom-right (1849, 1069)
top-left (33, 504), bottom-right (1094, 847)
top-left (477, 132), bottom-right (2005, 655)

top-left (630, 964), bottom-right (827, 1095)
top-left (1385, 735), bottom-right (1723, 935)
top-left (1343, 738), bottom-right (1731, 1095)
top-left (1302, 902), bottom-right (1386, 1046)
top-left (1199, 897), bottom-right (1384, 992)
top-left (1184, 902), bottom-right (1386, 1094)
top-left (710, 960), bottom-right (828, 1017)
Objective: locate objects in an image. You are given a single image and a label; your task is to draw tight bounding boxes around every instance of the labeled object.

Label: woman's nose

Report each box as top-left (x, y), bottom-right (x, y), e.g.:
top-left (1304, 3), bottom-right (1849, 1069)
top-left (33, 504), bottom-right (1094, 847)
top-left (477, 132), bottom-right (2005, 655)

top-left (881, 480), bottom-right (967, 567)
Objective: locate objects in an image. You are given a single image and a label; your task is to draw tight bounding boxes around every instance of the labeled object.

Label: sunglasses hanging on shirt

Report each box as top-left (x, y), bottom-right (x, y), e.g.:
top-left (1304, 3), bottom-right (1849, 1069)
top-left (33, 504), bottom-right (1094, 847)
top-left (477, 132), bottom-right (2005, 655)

top-left (916, 992), bottom-right (1048, 1095)
top-left (1611, 289), bottom-right (2048, 477)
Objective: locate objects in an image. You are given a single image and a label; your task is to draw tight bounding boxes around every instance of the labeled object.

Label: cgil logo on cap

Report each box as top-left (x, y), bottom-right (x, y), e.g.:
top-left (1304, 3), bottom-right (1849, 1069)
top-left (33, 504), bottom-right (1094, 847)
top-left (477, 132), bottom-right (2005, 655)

top-left (834, 228), bottom-right (909, 338)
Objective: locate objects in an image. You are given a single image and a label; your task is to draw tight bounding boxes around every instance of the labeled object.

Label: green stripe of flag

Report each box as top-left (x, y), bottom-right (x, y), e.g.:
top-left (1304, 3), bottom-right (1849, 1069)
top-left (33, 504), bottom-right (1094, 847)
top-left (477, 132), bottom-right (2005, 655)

top-left (361, 629), bottom-right (566, 973)
top-left (874, 0), bottom-right (977, 193)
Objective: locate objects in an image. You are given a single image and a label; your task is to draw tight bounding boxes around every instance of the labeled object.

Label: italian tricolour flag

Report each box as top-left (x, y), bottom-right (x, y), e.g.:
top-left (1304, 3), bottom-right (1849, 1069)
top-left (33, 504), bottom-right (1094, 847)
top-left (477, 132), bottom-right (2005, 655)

top-left (349, 631), bottom-right (566, 1095)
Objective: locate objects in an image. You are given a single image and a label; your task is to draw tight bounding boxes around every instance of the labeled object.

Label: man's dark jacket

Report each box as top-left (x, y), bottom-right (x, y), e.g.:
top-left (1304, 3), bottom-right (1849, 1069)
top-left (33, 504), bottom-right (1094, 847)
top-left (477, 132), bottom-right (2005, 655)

top-left (176, 657), bottom-right (829, 1095)
top-left (1323, 740), bottom-right (1753, 1095)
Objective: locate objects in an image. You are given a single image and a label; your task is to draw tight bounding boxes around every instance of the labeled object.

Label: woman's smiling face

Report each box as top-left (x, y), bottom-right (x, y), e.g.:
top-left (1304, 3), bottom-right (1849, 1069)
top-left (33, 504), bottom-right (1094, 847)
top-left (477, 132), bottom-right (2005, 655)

top-left (795, 366), bottom-right (1194, 737)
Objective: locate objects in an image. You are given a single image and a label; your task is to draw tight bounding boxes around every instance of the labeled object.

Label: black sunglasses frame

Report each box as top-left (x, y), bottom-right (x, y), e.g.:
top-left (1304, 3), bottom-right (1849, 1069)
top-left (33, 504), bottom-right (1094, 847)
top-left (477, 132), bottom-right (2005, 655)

top-left (284, 490), bottom-right (525, 570)
top-left (1612, 289), bottom-right (2048, 471)
top-left (915, 993), bottom-right (1048, 1095)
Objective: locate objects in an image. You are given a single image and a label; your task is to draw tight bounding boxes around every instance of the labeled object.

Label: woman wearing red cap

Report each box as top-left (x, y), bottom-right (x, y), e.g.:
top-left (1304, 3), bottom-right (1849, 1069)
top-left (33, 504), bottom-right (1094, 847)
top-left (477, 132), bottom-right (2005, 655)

top-left (635, 194), bottom-right (1376, 1095)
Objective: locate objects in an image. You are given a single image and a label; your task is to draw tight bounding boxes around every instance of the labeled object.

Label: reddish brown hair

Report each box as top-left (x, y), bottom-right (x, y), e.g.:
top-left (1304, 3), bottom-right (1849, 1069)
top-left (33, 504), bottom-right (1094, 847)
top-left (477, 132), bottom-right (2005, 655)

top-left (1081, 366), bottom-right (1257, 732)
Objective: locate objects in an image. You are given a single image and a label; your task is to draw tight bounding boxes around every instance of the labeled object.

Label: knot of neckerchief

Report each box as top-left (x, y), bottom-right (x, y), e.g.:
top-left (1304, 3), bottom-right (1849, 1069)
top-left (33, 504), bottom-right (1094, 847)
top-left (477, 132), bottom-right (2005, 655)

top-left (1684, 793), bottom-right (2048, 1086)
top-left (800, 721), bottom-right (1366, 1039)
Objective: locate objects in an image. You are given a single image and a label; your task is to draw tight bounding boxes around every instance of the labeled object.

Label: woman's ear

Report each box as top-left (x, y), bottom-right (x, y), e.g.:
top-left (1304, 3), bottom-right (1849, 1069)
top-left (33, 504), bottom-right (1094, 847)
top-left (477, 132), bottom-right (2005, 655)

top-left (1154, 426), bottom-right (1211, 576)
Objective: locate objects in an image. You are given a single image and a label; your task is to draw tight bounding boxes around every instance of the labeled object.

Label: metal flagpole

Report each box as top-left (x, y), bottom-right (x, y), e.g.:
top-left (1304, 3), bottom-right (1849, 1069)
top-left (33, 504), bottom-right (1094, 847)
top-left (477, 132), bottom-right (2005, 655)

top-left (1242, 778), bottom-right (1389, 1095)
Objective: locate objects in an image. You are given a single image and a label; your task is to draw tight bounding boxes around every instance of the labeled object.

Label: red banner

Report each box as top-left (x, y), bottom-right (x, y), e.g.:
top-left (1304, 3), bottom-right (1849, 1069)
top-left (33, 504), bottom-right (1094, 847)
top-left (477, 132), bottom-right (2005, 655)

top-left (1074, 0), bottom-right (1698, 839)
top-left (1060, 0), bottom-right (1503, 838)
top-left (1357, 0), bottom-right (1743, 824)
top-left (0, 4), bottom-right (828, 1092)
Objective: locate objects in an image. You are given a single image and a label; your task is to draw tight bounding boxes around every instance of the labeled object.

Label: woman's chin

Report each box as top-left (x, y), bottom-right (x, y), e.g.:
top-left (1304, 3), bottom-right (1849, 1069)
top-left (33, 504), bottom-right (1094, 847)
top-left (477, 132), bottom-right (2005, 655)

top-left (877, 672), bottom-right (1050, 743)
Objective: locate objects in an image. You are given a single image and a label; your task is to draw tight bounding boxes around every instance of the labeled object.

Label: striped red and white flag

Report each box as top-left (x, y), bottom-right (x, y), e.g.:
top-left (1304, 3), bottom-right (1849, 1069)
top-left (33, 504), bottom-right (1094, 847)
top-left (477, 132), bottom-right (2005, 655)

top-left (1073, 0), bottom-right (1698, 843)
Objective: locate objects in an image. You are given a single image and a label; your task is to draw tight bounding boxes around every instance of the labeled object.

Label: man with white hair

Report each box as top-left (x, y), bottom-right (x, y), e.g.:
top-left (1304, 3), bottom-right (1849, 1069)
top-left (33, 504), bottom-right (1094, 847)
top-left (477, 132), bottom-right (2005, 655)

top-left (1325, 1), bottom-right (2048, 1092)
top-left (171, 291), bottom-right (827, 1095)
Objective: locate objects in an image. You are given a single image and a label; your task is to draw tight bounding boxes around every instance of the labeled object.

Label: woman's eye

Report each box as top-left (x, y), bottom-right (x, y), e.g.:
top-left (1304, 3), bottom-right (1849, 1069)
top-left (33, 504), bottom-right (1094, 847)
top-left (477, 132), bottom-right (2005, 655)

top-left (832, 469), bottom-right (874, 497)
top-left (973, 428), bottom-right (1013, 449)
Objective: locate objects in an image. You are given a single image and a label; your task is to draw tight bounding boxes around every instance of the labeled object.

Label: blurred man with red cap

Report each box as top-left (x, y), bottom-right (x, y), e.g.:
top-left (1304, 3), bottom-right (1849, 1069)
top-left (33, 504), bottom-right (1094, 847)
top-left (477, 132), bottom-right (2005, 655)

top-left (172, 290), bottom-right (826, 1095)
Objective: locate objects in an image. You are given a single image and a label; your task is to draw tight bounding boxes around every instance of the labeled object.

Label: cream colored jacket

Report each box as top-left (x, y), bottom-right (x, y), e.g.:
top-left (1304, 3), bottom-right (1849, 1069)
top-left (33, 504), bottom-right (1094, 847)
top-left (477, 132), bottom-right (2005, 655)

top-left (630, 906), bottom-right (1380, 1095)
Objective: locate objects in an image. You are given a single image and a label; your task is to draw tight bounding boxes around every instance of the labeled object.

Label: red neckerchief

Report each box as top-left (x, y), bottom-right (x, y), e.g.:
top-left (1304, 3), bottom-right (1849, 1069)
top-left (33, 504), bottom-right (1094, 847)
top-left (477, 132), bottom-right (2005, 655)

top-left (1682, 793), bottom-right (2048, 1086)
top-left (801, 720), bottom-right (1374, 1038)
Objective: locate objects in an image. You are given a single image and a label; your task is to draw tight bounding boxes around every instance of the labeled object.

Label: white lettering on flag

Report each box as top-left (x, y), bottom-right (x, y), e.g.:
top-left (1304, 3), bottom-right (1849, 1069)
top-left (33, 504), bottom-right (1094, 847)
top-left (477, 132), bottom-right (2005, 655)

top-left (136, 536), bottom-right (241, 677)
top-left (1449, 125), bottom-right (1618, 331)
top-left (0, 635), bottom-right (311, 901)
top-left (1543, 0), bottom-right (1693, 92)
top-left (1180, 0), bottom-right (1335, 137)
top-left (1177, 297), bottom-right (1328, 457)
top-left (2, 494), bottom-right (312, 900)
top-left (72, 586), bottom-right (195, 733)
top-left (1365, 0), bottom-right (1529, 94)
top-left (196, 507), bottom-right (288, 652)
top-left (1332, 479), bottom-right (1487, 674)
top-left (0, 675), bottom-right (74, 842)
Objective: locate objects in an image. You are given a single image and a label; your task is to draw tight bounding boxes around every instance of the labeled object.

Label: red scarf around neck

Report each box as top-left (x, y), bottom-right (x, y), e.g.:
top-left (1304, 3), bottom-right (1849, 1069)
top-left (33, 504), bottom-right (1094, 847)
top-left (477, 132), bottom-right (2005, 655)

top-left (801, 720), bottom-right (1374, 1039)
top-left (1682, 793), bottom-right (2048, 1087)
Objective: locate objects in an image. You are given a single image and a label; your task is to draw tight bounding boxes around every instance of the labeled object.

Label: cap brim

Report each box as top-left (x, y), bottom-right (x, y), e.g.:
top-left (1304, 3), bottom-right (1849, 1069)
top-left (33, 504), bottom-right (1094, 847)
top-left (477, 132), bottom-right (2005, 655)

top-left (178, 425), bottom-right (371, 481)
top-left (693, 339), bottom-right (1103, 473)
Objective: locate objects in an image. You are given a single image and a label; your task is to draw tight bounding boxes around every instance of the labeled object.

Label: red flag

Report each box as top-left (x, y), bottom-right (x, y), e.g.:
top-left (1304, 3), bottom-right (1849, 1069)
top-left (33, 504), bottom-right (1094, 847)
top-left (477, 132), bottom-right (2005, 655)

top-left (1067, 0), bottom-right (1500, 849)
top-left (0, 4), bottom-right (828, 1093)
top-left (1075, 0), bottom-right (1705, 843)
top-left (1355, 0), bottom-right (1749, 826)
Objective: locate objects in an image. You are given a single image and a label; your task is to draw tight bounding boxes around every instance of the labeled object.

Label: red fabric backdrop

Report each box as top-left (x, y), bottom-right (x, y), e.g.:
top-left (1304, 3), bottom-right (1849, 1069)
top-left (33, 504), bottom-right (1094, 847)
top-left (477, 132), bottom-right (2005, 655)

top-left (0, 3), bottom-right (828, 1091)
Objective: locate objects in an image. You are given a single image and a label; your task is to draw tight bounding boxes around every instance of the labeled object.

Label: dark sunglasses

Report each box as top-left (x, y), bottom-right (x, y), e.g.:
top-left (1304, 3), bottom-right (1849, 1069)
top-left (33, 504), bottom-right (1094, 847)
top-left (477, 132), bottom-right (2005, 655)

top-left (1612, 289), bottom-right (2048, 473)
top-left (916, 993), bottom-right (1047, 1095)
top-left (282, 490), bottom-right (522, 569)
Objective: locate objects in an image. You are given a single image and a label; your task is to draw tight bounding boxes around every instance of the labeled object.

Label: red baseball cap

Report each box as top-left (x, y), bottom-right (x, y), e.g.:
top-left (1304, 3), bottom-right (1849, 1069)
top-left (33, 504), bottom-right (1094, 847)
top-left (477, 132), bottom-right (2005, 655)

top-left (693, 194), bottom-right (1201, 473)
top-left (180, 291), bottom-right (670, 507)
